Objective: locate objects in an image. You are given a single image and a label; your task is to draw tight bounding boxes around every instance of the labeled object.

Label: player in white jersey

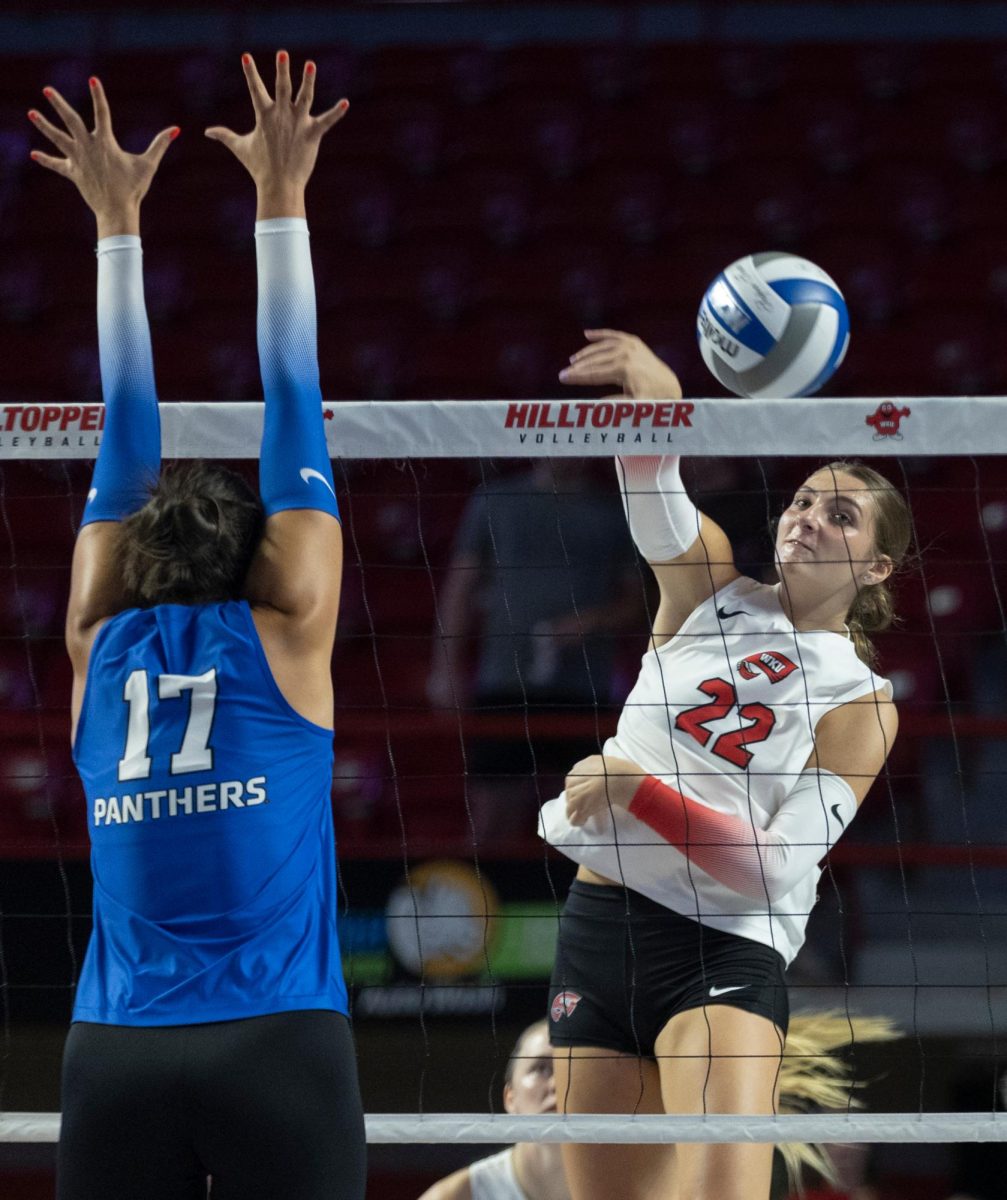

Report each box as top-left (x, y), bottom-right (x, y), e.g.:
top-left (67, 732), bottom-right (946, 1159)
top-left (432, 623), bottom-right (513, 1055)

top-left (419, 1021), bottom-right (569, 1200)
top-left (540, 331), bottom-right (911, 1200)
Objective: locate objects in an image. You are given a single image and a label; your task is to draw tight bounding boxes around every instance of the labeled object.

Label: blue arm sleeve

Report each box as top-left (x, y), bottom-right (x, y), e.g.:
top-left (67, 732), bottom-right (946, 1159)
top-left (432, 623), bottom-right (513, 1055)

top-left (255, 217), bottom-right (339, 520)
top-left (81, 235), bottom-right (162, 527)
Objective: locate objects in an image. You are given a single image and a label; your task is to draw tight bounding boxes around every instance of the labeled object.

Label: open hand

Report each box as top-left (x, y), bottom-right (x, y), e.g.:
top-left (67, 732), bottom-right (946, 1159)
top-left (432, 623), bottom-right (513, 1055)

top-left (559, 330), bottom-right (683, 401)
top-left (564, 754), bottom-right (644, 826)
top-left (205, 51), bottom-right (348, 215)
top-left (28, 77), bottom-right (178, 236)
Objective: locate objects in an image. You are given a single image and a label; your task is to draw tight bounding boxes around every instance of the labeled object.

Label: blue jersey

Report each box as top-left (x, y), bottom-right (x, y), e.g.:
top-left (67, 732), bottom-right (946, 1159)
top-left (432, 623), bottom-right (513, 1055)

top-left (72, 600), bottom-right (347, 1026)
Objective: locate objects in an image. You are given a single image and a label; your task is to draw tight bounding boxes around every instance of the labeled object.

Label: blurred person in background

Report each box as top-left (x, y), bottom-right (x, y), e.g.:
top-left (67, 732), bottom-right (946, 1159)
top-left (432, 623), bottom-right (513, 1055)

top-left (419, 1020), bottom-right (569, 1200)
top-left (428, 457), bottom-right (641, 839)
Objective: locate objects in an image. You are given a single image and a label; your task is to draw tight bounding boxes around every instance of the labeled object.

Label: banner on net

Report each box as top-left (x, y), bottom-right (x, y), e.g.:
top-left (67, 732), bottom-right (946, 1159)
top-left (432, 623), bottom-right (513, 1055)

top-left (0, 397), bottom-right (1001, 459)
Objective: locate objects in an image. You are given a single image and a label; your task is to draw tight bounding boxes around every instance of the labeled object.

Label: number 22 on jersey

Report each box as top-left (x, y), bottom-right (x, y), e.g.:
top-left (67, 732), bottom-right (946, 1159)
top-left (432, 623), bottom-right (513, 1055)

top-left (675, 676), bottom-right (776, 769)
top-left (119, 669), bottom-right (218, 781)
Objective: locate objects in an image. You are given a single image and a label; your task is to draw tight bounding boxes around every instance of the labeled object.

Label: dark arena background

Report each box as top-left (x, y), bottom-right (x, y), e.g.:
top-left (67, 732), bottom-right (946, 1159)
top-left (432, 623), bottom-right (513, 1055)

top-left (3, 1), bottom-right (1007, 1197)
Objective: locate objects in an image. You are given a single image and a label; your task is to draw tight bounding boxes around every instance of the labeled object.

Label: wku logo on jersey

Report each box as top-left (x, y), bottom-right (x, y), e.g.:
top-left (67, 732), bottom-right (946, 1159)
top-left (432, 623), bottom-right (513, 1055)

top-left (737, 650), bottom-right (798, 684)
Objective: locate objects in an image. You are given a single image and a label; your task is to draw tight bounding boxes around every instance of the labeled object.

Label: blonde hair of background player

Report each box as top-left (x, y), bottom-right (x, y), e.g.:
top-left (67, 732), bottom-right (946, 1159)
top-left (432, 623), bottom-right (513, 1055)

top-left (417, 1013), bottom-right (896, 1199)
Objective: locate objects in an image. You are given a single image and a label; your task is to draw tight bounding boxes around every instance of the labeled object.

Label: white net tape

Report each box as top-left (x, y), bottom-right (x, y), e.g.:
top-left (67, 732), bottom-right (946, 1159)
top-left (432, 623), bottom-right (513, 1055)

top-left (5, 1111), bottom-right (1007, 1145)
top-left (3, 395), bottom-right (1005, 1153)
top-left (0, 397), bottom-right (995, 460)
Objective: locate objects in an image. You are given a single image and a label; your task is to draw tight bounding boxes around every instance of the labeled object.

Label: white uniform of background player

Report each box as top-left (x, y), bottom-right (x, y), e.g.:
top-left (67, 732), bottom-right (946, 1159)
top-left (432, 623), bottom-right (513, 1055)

top-left (418, 1022), bottom-right (569, 1200)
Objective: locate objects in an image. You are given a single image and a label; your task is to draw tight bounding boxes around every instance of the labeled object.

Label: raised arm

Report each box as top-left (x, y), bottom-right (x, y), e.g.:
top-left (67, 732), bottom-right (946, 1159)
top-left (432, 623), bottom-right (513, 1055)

top-left (207, 52), bottom-right (348, 720)
top-left (559, 330), bottom-right (739, 643)
top-left (28, 79), bottom-right (178, 683)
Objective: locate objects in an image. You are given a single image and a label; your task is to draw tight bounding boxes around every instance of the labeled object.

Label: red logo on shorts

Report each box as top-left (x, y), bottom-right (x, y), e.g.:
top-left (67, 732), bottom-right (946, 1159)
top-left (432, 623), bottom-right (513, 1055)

top-left (551, 990), bottom-right (583, 1021)
top-left (737, 650), bottom-right (798, 684)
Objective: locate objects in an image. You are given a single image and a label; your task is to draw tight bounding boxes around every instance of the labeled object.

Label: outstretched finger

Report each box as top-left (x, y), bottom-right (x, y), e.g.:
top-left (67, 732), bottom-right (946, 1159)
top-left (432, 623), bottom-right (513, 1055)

top-left (88, 75), bottom-right (113, 136)
top-left (28, 109), bottom-right (73, 154)
top-left (314, 97), bottom-right (349, 136)
top-left (240, 53), bottom-right (272, 113)
top-left (559, 362), bottom-right (620, 385)
top-left (143, 125), bottom-right (180, 170)
top-left (29, 149), bottom-right (72, 178)
top-left (584, 328), bottom-right (630, 341)
top-left (42, 86), bottom-right (88, 141)
top-left (275, 49), bottom-right (292, 104)
top-left (295, 59), bottom-right (316, 111)
top-left (568, 342), bottom-right (620, 366)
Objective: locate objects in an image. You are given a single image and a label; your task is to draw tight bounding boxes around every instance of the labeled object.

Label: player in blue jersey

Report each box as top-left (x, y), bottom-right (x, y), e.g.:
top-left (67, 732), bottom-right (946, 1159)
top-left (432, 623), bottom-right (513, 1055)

top-left (30, 52), bottom-right (364, 1200)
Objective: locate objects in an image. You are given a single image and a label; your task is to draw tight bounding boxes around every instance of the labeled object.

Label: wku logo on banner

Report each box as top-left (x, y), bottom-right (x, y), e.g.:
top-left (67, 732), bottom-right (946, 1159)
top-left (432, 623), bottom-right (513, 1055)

top-left (737, 651), bottom-right (798, 684)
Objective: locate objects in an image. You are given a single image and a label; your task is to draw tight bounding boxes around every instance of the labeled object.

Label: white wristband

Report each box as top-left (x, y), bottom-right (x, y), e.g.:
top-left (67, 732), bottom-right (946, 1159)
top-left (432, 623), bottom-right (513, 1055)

top-left (615, 455), bottom-right (701, 563)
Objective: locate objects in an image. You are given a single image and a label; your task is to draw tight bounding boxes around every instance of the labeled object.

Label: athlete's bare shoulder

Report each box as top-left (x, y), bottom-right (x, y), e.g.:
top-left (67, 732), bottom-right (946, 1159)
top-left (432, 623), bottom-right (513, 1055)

top-left (249, 604), bottom-right (334, 730)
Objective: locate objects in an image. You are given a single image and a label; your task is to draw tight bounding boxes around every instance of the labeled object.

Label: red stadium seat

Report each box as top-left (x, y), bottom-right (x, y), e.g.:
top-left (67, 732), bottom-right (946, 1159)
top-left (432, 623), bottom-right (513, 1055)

top-left (807, 232), bottom-right (904, 325)
top-left (629, 96), bottom-right (738, 178)
top-left (537, 166), bottom-right (675, 247)
top-left (296, 162), bottom-right (398, 247)
top-left (801, 97), bottom-right (874, 176)
top-left (819, 163), bottom-right (956, 246)
top-left (0, 567), bottom-right (67, 638)
top-left (874, 631), bottom-right (943, 709)
top-left (367, 43), bottom-right (499, 105)
top-left (476, 241), bottom-right (614, 328)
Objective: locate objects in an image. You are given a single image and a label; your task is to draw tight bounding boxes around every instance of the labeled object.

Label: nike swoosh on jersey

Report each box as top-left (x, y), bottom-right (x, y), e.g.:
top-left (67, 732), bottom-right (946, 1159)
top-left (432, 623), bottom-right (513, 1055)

top-left (708, 984), bottom-right (748, 997)
top-left (830, 803), bottom-right (846, 829)
top-left (87, 487), bottom-right (97, 502)
top-left (716, 607), bottom-right (748, 620)
top-left (299, 467), bottom-right (337, 499)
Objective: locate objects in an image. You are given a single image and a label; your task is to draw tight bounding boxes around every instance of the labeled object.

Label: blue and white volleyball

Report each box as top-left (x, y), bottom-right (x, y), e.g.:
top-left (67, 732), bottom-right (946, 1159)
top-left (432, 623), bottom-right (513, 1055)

top-left (697, 252), bottom-right (850, 398)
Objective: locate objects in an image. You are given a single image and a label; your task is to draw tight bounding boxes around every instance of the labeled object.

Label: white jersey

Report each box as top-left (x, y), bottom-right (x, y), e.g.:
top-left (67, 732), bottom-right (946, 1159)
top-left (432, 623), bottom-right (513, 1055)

top-left (469, 1149), bottom-right (526, 1200)
top-left (539, 576), bottom-right (891, 965)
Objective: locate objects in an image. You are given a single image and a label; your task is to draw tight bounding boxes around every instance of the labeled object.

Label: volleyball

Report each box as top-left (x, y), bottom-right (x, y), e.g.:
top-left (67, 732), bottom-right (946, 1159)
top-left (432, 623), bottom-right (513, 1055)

top-left (697, 252), bottom-right (850, 398)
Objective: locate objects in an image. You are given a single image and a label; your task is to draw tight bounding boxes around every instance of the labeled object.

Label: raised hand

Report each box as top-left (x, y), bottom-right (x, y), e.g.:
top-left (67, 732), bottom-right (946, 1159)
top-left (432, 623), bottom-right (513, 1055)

top-left (28, 77), bottom-right (178, 237)
top-left (205, 51), bottom-right (348, 218)
top-left (559, 329), bottom-right (684, 401)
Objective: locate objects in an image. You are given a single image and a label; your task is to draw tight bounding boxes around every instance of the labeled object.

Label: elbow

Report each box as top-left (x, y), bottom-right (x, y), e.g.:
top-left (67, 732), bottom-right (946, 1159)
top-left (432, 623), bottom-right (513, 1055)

top-left (739, 867), bottom-right (803, 906)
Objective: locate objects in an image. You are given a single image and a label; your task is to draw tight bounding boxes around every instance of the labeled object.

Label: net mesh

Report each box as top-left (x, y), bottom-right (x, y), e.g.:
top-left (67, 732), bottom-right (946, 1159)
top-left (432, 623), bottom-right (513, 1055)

top-left (1, 401), bottom-right (1006, 1170)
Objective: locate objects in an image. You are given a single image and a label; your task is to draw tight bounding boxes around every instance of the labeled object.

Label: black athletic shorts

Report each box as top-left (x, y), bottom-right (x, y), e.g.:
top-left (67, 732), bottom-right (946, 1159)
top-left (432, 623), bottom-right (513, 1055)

top-left (548, 880), bottom-right (789, 1057)
top-left (58, 1010), bottom-right (366, 1200)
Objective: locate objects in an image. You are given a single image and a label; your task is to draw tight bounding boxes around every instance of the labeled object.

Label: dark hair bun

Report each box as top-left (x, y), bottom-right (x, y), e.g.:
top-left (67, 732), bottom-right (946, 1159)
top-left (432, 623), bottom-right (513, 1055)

top-left (169, 496), bottom-right (221, 547)
top-left (120, 463), bottom-right (264, 608)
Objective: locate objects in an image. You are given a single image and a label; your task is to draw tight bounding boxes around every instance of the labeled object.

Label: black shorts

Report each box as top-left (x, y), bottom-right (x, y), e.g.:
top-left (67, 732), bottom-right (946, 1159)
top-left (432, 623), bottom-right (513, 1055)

top-left (548, 880), bottom-right (789, 1058)
top-left (58, 1010), bottom-right (366, 1200)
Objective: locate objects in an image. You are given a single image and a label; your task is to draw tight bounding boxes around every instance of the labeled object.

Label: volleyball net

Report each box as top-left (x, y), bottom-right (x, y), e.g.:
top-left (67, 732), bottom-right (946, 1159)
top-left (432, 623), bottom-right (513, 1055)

top-left (1, 397), bottom-right (1006, 1156)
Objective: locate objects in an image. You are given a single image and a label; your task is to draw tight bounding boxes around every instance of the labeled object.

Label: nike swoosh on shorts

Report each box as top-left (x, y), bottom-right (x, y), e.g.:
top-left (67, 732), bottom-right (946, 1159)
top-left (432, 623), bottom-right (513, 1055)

top-left (708, 984), bottom-right (748, 997)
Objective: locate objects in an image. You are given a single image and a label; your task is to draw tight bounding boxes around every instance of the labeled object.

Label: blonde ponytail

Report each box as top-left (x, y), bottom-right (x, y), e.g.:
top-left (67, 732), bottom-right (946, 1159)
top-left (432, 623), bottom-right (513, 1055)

top-left (776, 1010), bottom-right (900, 1193)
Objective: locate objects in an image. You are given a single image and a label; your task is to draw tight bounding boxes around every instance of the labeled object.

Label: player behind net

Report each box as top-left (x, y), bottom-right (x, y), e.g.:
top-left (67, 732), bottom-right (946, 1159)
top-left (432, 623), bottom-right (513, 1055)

top-left (416, 1015), bottom-right (896, 1199)
top-left (540, 332), bottom-right (910, 1200)
top-left (30, 52), bottom-right (365, 1200)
